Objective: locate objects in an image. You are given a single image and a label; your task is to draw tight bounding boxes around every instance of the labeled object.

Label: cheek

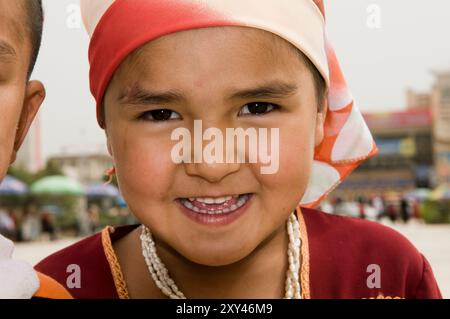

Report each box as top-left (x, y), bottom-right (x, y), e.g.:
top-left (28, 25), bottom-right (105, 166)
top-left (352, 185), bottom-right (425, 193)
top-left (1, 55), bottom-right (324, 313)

top-left (253, 119), bottom-right (315, 205)
top-left (0, 87), bottom-right (24, 176)
top-left (109, 128), bottom-right (177, 201)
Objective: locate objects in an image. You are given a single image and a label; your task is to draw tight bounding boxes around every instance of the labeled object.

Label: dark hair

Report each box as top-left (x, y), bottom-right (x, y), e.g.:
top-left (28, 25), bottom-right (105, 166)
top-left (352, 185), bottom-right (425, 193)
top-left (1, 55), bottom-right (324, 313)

top-left (23, 0), bottom-right (44, 78)
top-left (296, 50), bottom-right (327, 113)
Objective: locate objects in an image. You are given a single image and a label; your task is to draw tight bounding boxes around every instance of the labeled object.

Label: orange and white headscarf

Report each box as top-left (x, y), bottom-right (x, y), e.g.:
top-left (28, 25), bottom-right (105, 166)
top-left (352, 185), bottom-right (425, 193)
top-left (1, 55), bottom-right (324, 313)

top-left (81, 0), bottom-right (378, 208)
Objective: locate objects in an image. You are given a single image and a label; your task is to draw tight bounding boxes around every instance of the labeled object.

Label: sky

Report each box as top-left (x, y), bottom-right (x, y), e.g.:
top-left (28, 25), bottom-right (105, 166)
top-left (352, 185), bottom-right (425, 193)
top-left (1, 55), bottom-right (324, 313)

top-left (32, 0), bottom-right (450, 160)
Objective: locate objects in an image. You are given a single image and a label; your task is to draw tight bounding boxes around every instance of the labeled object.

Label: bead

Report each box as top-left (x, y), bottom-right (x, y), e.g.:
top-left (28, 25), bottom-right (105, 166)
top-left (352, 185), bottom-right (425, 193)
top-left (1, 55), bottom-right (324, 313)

top-left (140, 212), bottom-right (303, 299)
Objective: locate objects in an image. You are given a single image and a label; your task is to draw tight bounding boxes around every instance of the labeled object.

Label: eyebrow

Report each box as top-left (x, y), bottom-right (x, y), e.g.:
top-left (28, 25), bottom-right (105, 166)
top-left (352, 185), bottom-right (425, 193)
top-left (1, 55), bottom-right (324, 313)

top-left (227, 81), bottom-right (299, 100)
top-left (0, 40), bottom-right (17, 61)
top-left (119, 85), bottom-right (185, 105)
top-left (119, 80), bottom-right (299, 106)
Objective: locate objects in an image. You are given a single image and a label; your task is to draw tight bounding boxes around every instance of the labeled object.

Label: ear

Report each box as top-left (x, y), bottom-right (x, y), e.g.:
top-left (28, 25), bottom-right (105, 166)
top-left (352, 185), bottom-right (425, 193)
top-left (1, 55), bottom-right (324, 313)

top-left (314, 99), bottom-right (328, 147)
top-left (9, 81), bottom-right (45, 164)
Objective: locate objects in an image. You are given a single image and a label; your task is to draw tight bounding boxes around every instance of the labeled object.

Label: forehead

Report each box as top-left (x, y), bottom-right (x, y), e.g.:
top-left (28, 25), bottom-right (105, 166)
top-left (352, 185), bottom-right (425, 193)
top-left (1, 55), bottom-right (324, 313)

top-left (114, 27), bottom-right (305, 86)
top-left (138, 26), bottom-right (296, 64)
top-left (0, 0), bottom-right (27, 59)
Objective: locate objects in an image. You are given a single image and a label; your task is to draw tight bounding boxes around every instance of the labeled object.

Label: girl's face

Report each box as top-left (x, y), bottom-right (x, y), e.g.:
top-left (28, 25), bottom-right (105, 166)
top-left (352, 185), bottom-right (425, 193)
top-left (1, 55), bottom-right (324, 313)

top-left (104, 27), bottom-right (326, 266)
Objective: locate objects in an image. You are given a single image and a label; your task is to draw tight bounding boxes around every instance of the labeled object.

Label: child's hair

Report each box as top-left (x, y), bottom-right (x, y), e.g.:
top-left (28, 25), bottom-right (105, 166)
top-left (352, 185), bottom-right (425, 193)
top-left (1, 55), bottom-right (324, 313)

top-left (22, 0), bottom-right (44, 78)
top-left (99, 28), bottom-right (327, 128)
top-left (298, 50), bottom-right (327, 113)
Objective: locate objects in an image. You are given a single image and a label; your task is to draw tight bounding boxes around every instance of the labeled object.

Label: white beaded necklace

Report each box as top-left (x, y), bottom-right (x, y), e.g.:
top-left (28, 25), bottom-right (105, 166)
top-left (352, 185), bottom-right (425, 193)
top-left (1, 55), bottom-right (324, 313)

top-left (140, 212), bottom-right (302, 299)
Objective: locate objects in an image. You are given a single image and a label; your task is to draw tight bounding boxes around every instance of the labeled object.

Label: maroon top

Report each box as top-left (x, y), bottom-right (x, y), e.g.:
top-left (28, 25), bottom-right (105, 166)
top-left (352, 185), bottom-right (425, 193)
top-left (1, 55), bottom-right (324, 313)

top-left (34, 207), bottom-right (442, 299)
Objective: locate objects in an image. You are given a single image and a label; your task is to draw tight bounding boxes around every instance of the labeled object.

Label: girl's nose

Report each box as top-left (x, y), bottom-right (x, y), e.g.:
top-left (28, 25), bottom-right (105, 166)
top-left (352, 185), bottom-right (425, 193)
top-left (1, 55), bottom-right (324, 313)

top-left (184, 161), bottom-right (241, 183)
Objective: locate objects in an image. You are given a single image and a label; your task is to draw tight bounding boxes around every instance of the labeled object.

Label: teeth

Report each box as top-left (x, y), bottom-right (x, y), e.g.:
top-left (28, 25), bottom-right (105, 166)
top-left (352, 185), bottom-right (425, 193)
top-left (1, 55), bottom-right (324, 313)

top-left (184, 201), bottom-right (194, 209)
top-left (237, 195), bottom-right (247, 207)
top-left (188, 196), bottom-right (233, 204)
top-left (180, 194), bottom-right (250, 215)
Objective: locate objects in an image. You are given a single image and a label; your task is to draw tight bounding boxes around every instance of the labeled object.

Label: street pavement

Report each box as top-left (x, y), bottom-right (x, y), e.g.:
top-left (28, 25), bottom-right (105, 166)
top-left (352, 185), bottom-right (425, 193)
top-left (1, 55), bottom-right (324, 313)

top-left (382, 220), bottom-right (450, 298)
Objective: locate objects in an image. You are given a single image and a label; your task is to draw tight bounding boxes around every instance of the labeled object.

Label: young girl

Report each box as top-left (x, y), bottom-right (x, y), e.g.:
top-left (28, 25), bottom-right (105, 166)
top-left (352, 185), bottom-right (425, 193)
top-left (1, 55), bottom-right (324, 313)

top-left (35, 0), bottom-right (441, 299)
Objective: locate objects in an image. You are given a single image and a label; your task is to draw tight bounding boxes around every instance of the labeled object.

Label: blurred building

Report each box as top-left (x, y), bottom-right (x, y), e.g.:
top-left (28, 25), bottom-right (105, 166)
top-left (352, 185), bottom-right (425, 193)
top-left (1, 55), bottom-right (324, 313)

top-left (48, 153), bottom-right (113, 185)
top-left (336, 70), bottom-right (450, 199)
top-left (337, 107), bottom-right (433, 198)
top-left (12, 115), bottom-right (44, 173)
top-left (431, 71), bottom-right (450, 184)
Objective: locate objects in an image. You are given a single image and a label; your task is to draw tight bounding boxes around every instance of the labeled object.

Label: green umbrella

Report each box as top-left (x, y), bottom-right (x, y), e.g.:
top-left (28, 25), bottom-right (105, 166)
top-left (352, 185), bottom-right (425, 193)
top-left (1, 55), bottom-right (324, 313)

top-left (30, 175), bottom-right (85, 196)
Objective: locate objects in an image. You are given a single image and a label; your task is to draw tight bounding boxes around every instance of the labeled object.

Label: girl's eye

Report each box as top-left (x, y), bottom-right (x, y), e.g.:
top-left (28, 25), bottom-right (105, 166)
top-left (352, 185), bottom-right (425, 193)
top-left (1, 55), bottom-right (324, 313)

top-left (138, 109), bottom-right (181, 121)
top-left (239, 102), bottom-right (279, 116)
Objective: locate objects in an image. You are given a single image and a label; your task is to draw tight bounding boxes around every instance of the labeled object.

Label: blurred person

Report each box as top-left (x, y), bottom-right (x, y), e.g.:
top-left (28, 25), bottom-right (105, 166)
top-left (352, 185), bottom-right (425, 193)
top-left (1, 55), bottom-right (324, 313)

top-left (372, 195), bottom-right (386, 221)
top-left (20, 207), bottom-right (41, 242)
top-left (400, 197), bottom-right (411, 224)
top-left (40, 209), bottom-right (56, 241)
top-left (333, 197), bottom-right (346, 216)
top-left (387, 202), bottom-right (398, 223)
top-left (411, 199), bottom-right (422, 220)
top-left (0, 0), bottom-right (46, 298)
top-left (363, 198), bottom-right (378, 221)
top-left (357, 196), bottom-right (366, 219)
top-left (34, 0), bottom-right (441, 299)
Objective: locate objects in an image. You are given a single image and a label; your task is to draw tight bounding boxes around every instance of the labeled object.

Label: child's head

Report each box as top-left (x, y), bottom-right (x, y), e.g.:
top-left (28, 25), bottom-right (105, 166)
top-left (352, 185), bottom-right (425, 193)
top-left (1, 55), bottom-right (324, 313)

top-left (82, 0), bottom-right (376, 266)
top-left (0, 0), bottom-right (45, 179)
top-left (103, 27), bottom-right (327, 265)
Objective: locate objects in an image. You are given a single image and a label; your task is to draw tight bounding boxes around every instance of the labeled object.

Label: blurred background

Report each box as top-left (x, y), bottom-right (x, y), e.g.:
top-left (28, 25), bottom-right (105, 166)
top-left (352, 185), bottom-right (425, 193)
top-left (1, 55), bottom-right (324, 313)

top-left (0, 0), bottom-right (449, 297)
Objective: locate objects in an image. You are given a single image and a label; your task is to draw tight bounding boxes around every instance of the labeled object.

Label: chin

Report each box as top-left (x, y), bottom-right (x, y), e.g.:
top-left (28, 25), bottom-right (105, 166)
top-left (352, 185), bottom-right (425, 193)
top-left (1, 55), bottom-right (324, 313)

top-left (177, 239), bottom-right (257, 267)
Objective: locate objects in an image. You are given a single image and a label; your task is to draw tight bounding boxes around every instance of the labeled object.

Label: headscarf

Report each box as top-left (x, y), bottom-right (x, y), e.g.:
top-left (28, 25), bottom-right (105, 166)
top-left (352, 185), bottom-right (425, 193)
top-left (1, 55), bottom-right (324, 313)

top-left (81, 0), bottom-right (378, 208)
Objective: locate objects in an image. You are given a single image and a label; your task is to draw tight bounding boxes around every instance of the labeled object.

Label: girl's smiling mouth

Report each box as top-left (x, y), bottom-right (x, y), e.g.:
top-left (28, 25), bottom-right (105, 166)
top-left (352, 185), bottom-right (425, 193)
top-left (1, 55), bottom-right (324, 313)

top-left (175, 194), bottom-right (254, 226)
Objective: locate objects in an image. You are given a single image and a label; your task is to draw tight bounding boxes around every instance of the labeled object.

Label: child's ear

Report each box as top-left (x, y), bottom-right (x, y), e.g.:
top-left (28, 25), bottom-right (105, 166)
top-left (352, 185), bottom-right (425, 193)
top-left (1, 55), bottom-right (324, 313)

top-left (314, 99), bottom-right (328, 147)
top-left (9, 81), bottom-right (46, 165)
